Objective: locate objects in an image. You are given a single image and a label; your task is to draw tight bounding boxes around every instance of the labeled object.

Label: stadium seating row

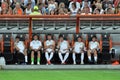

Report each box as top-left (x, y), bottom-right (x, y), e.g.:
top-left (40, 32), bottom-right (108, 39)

top-left (0, 33), bottom-right (116, 65)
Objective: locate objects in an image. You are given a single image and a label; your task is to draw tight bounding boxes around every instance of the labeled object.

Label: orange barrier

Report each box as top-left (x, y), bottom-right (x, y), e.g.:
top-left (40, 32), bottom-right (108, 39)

top-left (0, 14), bottom-right (120, 41)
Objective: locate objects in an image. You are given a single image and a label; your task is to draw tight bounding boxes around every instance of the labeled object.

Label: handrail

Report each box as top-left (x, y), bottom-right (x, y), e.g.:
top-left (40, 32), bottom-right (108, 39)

top-left (0, 14), bottom-right (120, 40)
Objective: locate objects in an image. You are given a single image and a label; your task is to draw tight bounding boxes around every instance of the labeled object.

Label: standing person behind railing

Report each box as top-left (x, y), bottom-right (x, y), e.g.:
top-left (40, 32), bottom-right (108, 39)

top-left (30, 5), bottom-right (42, 15)
top-left (81, 1), bottom-right (92, 13)
top-left (58, 8), bottom-right (65, 15)
top-left (102, 0), bottom-right (113, 10)
top-left (93, 8), bottom-right (100, 14)
top-left (70, 2), bottom-right (79, 15)
top-left (69, 0), bottom-right (81, 10)
top-left (48, 0), bottom-right (57, 12)
top-left (24, 0), bottom-right (35, 9)
top-left (13, 2), bottom-right (23, 15)
top-left (105, 3), bottom-right (115, 13)
top-left (38, 3), bottom-right (46, 15)
top-left (94, 2), bottom-right (104, 14)
top-left (24, 2), bottom-right (32, 15)
top-left (0, 1), bottom-right (8, 15)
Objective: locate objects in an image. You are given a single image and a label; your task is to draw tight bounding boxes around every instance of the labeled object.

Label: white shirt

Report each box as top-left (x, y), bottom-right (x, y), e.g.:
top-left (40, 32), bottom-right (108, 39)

top-left (25, 8), bottom-right (32, 15)
top-left (48, 3), bottom-right (56, 11)
top-left (69, 2), bottom-right (80, 10)
top-left (74, 42), bottom-right (85, 53)
top-left (89, 41), bottom-right (99, 50)
top-left (30, 40), bottom-right (42, 50)
top-left (70, 8), bottom-right (78, 16)
top-left (15, 41), bottom-right (25, 53)
top-left (45, 40), bottom-right (54, 52)
top-left (60, 40), bottom-right (69, 53)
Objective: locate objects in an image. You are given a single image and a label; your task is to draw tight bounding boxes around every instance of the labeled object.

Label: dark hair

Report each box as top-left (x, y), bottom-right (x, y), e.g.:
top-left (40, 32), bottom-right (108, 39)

top-left (59, 34), bottom-right (63, 38)
top-left (16, 36), bottom-right (20, 39)
top-left (92, 36), bottom-right (97, 39)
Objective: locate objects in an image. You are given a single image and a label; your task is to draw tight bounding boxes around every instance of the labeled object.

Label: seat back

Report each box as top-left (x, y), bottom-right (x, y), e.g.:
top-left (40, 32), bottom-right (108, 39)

top-left (101, 34), bottom-right (110, 53)
top-left (2, 34), bottom-right (11, 53)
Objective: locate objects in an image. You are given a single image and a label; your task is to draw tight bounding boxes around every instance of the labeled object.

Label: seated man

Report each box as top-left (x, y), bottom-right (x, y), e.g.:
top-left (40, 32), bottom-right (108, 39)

top-left (30, 34), bottom-right (42, 65)
top-left (14, 36), bottom-right (28, 64)
top-left (87, 36), bottom-right (100, 63)
top-left (73, 36), bottom-right (86, 64)
top-left (57, 35), bottom-right (70, 64)
top-left (44, 34), bottom-right (55, 65)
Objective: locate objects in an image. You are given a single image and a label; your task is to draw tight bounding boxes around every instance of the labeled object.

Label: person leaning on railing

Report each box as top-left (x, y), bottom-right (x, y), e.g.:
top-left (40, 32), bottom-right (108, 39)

top-left (30, 5), bottom-right (42, 15)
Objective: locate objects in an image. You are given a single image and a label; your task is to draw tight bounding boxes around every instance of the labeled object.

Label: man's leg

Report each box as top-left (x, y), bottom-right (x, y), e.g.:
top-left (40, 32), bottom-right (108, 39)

top-left (63, 52), bottom-right (69, 64)
top-left (24, 49), bottom-right (28, 63)
top-left (31, 51), bottom-right (34, 64)
top-left (37, 51), bottom-right (41, 65)
top-left (72, 52), bottom-right (76, 64)
top-left (49, 52), bottom-right (54, 62)
top-left (93, 49), bottom-right (97, 63)
top-left (87, 50), bottom-right (92, 62)
top-left (45, 51), bottom-right (49, 62)
top-left (81, 52), bottom-right (84, 64)
top-left (58, 52), bottom-right (64, 64)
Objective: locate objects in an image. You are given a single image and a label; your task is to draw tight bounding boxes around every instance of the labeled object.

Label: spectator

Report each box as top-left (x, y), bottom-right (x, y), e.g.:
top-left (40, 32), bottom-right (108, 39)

top-left (105, 3), bottom-right (115, 12)
top-left (81, 6), bottom-right (91, 15)
top-left (38, 3), bottom-right (46, 15)
top-left (58, 8), bottom-right (65, 15)
top-left (81, 0), bottom-right (91, 9)
top-left (102, 0), bottom-right (113, 10)
top-left (48, 0), bottom-right (57, 12)
top-left (49, 9), bottom-right (55, 15)
top-left (94, 3), bottom-right (104, 14)
top-left (24, 2), bottom-right (32, 15)
top-left (91, 0), bottom-right (102, 12)
top-left (58, 2), bottom-right (65, 9)
top-left (81, 2), bottom-right (92, 13)
top-left (13, 2), bottom-right (23, 15)
top-left (106, 8), bottom-right (114, 14)
top-left (70, 2), bottom-right (79, 15)
top-left (93, 8), bottom-right (100, 14)
top-left (24, 0), bottom-right (35, 9)
top-left (30, 5), bottom-right (42, 15)
top-left (55, 0), bottom-right (69, 8)
top-left (69, 0), bottom-right (81, 10)
top-left (7, 5), bottom-right (13, 15)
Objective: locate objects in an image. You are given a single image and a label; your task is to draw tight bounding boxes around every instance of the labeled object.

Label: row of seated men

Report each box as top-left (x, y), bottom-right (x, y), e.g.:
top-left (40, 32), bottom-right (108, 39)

top-left (14, 34), bottom-right (101, 65)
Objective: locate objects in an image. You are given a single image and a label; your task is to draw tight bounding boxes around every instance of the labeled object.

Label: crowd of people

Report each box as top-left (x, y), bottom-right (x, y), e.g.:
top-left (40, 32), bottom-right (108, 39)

top-left (0, 0), bottom-right (120, 15)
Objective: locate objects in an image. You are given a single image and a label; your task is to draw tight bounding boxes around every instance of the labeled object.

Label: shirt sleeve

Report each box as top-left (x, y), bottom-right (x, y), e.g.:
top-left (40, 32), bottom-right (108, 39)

top-left (30, 41), bottom-right (33, 47)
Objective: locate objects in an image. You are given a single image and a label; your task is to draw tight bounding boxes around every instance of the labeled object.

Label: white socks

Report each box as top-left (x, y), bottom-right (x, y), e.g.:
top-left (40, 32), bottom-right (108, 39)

top-left (81, 53), bottom-right (84, 64)
top-left (45, 52), bottom-right (54, 61)
top-left (45, 52), bottom-right (49, 61)
top-left (59, 52), bottom-right (69, 63)
top-left (94, 56), bottom-right (97, 62)
top-left (25, 56), bottom-right (28, 63)
top-left (72, 53), bottom-right (76, 64)
top-left (88, 56), bottom-right (97, 62)
top-left (88, 56), bottom-right (91, 61)
top-left (63, 53), bottom-right (69, 63)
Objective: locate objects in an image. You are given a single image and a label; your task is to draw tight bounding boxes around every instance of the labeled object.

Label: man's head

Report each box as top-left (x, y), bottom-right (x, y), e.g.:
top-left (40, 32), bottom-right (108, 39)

top-left (33, 34), bottom-right (38, 40)
top-left (92, 36), bottom-right (97, 42)
top-left (34, 5), bottom-right (39, 11)
top-left (47, 34), bottom-right (52, 40)
top-left (77, 36), bottom-right (82, 42)
top-left (15, 36), bottom-right (20, 42)
top-left (59, 35), bottom-right (64, 42)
